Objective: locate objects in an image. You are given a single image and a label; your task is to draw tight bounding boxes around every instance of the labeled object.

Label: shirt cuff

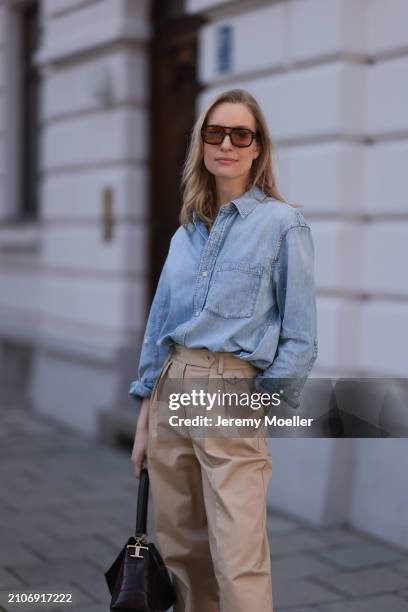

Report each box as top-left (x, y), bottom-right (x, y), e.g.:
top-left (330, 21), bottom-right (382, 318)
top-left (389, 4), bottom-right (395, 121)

top-left (128, 380), bottom-right (154, 401)
top-left (252, 376), bottom-right (305, 410)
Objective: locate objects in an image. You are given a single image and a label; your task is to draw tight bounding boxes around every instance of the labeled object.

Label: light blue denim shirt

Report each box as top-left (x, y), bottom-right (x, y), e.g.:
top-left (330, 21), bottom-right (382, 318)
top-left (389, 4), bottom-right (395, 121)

top-left (129, 186), bottom-right (318, 408)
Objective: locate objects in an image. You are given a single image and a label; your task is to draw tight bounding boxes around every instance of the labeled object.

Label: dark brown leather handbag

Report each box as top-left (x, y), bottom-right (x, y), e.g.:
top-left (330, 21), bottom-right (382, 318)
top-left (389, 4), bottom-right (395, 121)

top-left (104, 466), bottom-right (177, 611)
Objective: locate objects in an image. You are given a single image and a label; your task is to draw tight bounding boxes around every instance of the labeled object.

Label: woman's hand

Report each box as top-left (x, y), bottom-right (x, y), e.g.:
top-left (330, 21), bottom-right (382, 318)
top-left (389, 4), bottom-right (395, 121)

top-left (131, 397), bottom-right (150, 479)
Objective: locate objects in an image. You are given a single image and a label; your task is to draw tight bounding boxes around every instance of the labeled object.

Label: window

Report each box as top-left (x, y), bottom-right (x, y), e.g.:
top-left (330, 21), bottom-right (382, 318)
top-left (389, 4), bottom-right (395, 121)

top-left (20, 1), bottom-right (40, 221)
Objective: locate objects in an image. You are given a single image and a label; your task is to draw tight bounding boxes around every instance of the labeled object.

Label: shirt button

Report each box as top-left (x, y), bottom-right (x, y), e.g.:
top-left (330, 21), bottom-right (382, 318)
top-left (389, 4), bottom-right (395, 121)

top-left (195, 311), bottom-right (200, 316)
top-left (201, 271), bottom-right (208, 277)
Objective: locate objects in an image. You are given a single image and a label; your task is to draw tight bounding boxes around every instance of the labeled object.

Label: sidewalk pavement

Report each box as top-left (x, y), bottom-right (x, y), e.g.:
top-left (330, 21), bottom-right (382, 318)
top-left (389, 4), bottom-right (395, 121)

top-left (0, 403), bottom-right (407, 612)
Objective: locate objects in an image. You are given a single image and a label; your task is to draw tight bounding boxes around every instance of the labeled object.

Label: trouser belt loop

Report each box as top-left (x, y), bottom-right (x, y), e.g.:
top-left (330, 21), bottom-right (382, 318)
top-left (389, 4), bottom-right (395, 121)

top-left (217, 354), bottom-right (224, 375)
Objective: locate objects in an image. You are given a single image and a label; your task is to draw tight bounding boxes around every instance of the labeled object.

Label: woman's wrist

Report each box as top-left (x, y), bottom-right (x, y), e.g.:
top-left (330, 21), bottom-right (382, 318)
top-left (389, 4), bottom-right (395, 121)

top-left (136, 397), bottom-right (150, 431)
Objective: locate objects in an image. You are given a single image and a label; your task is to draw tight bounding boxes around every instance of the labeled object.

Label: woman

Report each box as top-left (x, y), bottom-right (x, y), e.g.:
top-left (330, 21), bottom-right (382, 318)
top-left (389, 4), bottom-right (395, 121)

top-left (129, 89), bottom-right (318, 612)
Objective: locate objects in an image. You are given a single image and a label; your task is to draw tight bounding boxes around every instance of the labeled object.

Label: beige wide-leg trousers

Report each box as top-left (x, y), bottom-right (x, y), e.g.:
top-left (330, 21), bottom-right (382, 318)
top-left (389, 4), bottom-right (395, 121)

top-left (146, 344), bottom-right (273, 612)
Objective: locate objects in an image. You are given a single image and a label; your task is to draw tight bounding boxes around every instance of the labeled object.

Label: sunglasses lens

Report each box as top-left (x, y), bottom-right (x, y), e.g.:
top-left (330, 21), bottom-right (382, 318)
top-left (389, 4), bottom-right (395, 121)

top-left (231, 130), bottom-right (253, 147)
top-left (202, 127), bottom-right (224, 144)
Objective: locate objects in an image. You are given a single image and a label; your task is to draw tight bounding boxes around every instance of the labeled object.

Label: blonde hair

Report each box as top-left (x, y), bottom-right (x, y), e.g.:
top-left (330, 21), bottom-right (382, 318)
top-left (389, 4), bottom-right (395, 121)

top-left (179, 89), bottom-right (286, 230)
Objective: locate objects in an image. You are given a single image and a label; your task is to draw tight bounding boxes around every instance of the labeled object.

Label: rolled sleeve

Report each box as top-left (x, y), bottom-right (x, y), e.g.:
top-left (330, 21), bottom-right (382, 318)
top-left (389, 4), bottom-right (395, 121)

top-left (128, 259), bottom-right (172, 402)
top-left (253, 224), bottom-right (318, 409)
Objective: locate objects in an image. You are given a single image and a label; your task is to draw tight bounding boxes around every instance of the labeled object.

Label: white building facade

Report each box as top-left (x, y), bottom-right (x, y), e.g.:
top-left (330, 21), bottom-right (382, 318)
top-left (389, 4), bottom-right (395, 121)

top-left (0, 0), bottom-right (151, 433)
top-left (0, 0), bottom-right (407, 548)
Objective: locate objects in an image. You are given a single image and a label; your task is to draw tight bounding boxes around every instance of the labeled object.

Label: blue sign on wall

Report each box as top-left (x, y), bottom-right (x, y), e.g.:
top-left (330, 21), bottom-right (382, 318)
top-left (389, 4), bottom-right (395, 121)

top-left (216, 24), bottom-right (233, 73)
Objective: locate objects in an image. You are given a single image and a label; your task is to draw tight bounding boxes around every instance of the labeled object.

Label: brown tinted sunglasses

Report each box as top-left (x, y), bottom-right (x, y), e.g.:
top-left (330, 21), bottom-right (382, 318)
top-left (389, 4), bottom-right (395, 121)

top-left (201, 125), bottom-right (258, 148)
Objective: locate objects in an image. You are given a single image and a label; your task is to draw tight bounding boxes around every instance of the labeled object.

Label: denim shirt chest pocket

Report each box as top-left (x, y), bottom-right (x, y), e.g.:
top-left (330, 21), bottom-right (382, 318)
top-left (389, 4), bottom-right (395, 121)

top-left (204, 261), bottom-right (264, 319)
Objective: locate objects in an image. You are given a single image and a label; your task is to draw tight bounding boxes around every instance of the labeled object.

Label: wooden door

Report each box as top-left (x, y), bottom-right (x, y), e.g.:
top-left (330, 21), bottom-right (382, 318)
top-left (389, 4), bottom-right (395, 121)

top-left (149, 1), bottom-right (205, 298)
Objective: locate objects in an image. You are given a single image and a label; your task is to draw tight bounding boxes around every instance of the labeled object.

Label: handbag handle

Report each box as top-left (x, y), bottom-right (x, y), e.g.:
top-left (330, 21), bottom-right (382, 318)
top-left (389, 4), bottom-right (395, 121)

top-left (135, 466), bottom-right (149, 535)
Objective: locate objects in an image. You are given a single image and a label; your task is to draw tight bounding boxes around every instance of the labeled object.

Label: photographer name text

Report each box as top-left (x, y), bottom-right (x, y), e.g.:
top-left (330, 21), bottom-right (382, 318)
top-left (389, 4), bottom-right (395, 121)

top-left (168, 415), bottom-right (314, 428)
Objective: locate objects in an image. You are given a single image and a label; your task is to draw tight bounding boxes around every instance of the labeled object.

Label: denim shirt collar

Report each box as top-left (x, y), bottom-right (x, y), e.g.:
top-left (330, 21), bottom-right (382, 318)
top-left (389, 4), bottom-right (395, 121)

top-left (192, 186), bottom-right (266, 227)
